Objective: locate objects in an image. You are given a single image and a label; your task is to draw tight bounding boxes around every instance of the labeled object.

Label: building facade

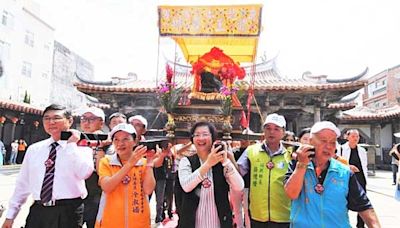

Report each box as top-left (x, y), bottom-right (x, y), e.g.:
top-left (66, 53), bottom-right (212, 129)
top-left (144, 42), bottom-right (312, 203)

top-left (0, 0), bottom-right (54, 107)
top-left (51, 41), bottom-right (95, 110)
top-left (363, 64), bottom-right (400, 109)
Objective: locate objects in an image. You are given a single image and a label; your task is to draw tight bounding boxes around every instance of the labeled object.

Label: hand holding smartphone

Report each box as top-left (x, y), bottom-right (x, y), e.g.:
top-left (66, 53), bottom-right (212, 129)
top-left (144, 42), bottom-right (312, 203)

top-left (214, 142), bottom-right (224, 153)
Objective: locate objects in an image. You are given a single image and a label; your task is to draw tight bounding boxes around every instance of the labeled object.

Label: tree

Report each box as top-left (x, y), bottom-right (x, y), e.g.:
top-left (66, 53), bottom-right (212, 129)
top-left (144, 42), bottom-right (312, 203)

top-left (23, 90), bottom-right (30, 104)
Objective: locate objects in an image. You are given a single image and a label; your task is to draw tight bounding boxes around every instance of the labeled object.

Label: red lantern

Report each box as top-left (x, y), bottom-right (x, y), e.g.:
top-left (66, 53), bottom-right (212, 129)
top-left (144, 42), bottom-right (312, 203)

top-left (33, 120), bottom-right (39, 127)
top-left (11, 117), bottom-right (18, 124)
top-left (0, 116), bottom-right (5, 124)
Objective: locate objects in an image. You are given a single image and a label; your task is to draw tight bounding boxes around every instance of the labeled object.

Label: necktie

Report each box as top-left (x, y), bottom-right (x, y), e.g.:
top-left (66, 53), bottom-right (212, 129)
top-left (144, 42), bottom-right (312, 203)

top-left (40, 142), bottom-right (58, 203)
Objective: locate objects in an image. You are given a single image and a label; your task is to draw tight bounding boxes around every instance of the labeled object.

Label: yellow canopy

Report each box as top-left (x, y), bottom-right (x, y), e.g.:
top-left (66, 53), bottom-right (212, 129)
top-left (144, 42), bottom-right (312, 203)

top-left (158, 4), bottom-right (262, 63)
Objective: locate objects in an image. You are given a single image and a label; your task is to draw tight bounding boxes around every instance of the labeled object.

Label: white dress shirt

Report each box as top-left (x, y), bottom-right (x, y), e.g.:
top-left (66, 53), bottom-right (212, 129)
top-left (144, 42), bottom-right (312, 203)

top-left (6, 138), bottom-right (94, 219)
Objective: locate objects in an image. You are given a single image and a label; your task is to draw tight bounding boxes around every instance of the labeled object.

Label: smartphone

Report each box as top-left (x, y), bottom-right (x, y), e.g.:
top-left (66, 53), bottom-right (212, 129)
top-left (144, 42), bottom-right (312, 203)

top-left (308, 148), bottom-right (315, 158)
top-left (60, 131), bottom-right (108, 141)
top-left (214, 142), bottom-right (224, 152)
top-left (139, 138), bottom-right (169, 151)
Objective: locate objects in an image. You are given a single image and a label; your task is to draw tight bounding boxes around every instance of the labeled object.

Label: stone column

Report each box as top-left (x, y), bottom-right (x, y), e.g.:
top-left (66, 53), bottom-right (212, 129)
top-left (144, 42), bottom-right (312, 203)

top-left (313, 106), bottom-right (321, 123)
top-left (10, 123), bottom-right (16, 141)
top-left (370, 123), bottom-right (382, 160)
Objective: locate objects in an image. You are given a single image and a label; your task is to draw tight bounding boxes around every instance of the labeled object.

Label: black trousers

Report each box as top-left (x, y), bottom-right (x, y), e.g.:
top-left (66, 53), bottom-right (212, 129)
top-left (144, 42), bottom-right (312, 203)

top-left (356, 176), bottom-right (367, 228)
top-left (16, 151), bottom-right (25, 164)
top-left (250, 219), bottom-right (290, 228)
top-left (83, 196), bottom-right (100, 228)
top-left (164, 176), bottom-right (176, 217)
top-left (25, 199), bottom-right (84, 228)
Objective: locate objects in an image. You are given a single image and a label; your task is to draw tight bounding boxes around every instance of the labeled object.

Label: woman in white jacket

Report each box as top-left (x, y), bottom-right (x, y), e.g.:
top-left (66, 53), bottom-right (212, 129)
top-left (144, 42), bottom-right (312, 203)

top-left (340, 129), bottom-right (368, 228)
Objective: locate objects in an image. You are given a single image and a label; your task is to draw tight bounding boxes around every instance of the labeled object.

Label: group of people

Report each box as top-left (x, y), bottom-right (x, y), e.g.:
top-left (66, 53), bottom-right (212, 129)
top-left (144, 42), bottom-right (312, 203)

top-left (1, 104), bottom-right (384, 228)
top-left (0, 139), bottom-right (27, 165)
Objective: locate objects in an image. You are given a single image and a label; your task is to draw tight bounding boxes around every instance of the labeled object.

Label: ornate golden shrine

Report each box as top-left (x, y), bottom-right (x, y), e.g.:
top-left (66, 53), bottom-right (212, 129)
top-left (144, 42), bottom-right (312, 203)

top-left (157, 4), bottom-right (263, 138)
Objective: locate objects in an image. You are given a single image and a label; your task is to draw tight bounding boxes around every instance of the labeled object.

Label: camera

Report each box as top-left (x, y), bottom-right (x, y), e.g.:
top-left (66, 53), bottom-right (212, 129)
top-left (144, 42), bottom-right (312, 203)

top-left (60, 131), bottom-right (108, 141)
top-left (139, 138), bottom-right (169, 151)
top-left (214, 142), bottom-right (224, 152)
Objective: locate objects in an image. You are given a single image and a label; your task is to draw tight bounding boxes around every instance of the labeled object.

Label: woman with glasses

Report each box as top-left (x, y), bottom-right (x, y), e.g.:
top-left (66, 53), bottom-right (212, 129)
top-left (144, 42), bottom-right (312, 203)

top-left (178, 121), bottom-right (244, 228)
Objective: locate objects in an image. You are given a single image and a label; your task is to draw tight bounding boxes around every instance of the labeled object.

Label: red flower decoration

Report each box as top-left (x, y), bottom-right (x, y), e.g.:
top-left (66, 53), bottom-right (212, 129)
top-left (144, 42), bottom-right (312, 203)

top-left (314, 183), bottom-right (325, 194)
top-left (266, 161), bottom-right (275, 169)
top-left (122, 175), bottom-right (131, 185)
top-left (202, 178), bottom-right (212, 188)
top-left (44, 159), bottom-right (54, 168)
top-left (166, 64), bottom-right (174, 83)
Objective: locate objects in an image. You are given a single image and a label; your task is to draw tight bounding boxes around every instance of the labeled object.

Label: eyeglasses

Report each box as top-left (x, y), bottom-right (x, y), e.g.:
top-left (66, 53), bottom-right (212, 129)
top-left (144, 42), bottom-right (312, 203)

top-left (43, 116), bottom-right (65, 123)
top-left (193, 133), bottom-right (211, 138)
top-left (80, 117), bottom-right (101, 123)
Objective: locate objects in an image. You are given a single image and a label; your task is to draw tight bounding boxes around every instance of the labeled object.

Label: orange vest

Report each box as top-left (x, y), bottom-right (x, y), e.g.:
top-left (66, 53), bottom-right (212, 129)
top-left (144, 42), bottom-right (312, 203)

top-left (95, 155), bottom-right (150, 228)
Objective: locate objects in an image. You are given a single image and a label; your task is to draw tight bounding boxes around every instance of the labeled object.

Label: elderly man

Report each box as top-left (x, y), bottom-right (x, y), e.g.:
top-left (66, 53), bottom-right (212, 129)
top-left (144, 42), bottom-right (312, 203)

top-left (284, 121), bottom-right (380, 228)
top-left (237, 113), bottom-right (291, 228)
top-left (2, 104), bottom-right (94, 228)
top-left (128, 115), bottom-right (147, 141)
top-left (340, 129), bottom-right (368, 228)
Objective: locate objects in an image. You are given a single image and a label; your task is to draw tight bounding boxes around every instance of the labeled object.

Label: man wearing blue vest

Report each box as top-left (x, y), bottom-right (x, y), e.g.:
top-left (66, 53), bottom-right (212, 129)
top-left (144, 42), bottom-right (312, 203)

top-left (237, 113), bottom-right (291, 228)
top-left (284, 121), bottom-right (381, 228)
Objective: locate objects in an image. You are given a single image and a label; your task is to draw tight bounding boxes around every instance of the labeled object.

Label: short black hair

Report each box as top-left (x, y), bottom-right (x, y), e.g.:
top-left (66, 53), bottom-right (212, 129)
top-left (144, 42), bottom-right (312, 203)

top-left (190, 121), bottom-right (217, 143)
top-left (43, 104), bottom-right (71, 118)
top-left (298, 127), bottom-right (311, 140)
top-left (108, 112), bottom-right (127, 121)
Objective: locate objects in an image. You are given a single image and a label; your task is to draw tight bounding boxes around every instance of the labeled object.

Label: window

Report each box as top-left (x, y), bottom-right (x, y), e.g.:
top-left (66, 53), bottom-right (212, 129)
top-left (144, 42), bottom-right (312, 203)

top-left (0, 40), bottom-right (11, 60)
top-left (21, 61), bottom-right (32, 77)
top-left (382, 79), bottom-right (386, 86)
top-left (2, 10), bottom-right (14, 28)
top-left (25, 31), bottom-right (34, 47)
top-left (372, 87), bottom-right (386, 95)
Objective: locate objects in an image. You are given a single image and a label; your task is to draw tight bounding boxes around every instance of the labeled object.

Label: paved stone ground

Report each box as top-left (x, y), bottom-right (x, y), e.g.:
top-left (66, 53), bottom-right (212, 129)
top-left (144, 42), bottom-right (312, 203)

top-left (0, 165), bottom-right (399, 227)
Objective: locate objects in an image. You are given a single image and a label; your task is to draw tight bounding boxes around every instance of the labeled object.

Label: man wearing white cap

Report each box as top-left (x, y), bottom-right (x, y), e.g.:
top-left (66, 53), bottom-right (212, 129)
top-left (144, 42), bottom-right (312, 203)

top-left (78, 106), bottom-right (106, 228)
top-left (79, 107), bottom-right (105, 134)
top-left (284, 121), bottom-right (380, 228)
top-left (237, 113), bottom-right (291, 227)
top-left (129, 115), bottom-right (147, 141)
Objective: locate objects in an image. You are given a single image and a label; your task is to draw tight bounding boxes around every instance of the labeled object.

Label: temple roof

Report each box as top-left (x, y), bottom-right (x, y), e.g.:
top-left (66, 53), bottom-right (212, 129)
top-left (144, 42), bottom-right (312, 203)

top-left (0, 99), bottom-right (43, 115)
top-left (327, 102), bottom-right (356, 110)
top-left (339, 104), bottom-right (400, 121)
top-left (74, 60), bottom-right (368, 95)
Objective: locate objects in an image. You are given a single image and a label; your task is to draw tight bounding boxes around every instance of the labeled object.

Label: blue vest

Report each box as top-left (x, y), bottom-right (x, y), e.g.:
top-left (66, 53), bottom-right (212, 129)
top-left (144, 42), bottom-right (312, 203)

top-left (291, 158), bottom-right (351, 228)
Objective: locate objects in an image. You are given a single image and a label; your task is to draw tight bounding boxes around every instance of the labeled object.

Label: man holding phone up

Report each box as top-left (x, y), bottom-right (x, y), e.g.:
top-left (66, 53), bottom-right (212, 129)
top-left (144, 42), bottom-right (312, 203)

top-left (2, 104), bottom-right (94, 228)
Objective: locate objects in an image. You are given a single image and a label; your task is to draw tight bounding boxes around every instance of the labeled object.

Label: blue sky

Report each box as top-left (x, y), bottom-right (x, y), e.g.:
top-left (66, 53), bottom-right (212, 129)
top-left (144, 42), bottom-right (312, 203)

top-left (38, 0), bottom-right (400, 81)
